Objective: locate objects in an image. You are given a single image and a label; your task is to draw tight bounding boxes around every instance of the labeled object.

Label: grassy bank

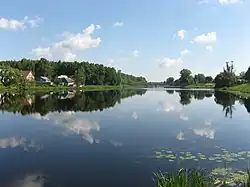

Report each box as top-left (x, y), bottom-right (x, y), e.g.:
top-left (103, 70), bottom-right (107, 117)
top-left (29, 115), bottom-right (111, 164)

top-left (185, 83), bottom-right (215, 89)
top-left (218, 84), bottom-right (250, 98)
top-left (0, 85), bottom-right (142, 92)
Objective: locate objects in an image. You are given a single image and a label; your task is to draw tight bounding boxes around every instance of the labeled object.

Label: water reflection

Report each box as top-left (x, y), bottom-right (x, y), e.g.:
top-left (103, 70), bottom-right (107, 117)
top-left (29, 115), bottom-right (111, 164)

top-left (0, 89), bottom-right (147, 115)
top-left (0, 137), bottom-right (41, 152)
top-left (214, 91), bottom-right (237, 118)
top-left (7, 173), bottom-right (45, 187)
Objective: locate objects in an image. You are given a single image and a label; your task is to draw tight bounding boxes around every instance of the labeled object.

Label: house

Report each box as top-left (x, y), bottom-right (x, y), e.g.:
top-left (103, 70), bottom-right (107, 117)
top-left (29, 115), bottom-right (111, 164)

top-left (57, 75), bottom-right (75, 86)
top-left (36, 76), bottom-right (53, 85)
top-left (22, 71), bottom-right (35, 81)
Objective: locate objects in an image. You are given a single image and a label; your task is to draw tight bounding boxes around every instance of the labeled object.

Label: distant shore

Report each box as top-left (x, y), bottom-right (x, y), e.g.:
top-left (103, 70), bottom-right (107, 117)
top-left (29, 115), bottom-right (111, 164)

top-left (0, 85), bottom-right (146, 92)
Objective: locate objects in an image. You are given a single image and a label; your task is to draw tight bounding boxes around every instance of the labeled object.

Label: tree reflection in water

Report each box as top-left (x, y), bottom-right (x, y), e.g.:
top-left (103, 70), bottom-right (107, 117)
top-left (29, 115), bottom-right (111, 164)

top-left (0, 89), bottom-right (147, 116)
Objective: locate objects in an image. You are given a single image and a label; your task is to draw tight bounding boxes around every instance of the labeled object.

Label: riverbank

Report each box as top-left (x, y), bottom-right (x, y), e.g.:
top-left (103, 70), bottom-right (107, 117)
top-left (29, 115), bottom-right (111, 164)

top-left (218, 84), bottom-right (250, 98)
top-left (185, 83), bottom-right (215, 89)
top-left (0, 85), bottom-right (144, 92)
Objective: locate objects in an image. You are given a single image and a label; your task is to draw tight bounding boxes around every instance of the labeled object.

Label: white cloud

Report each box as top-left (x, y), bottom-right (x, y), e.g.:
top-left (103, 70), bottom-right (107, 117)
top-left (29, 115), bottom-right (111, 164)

top-left (157, 57), bottom-right (183, 68)
top-left (176, 131), bottom-right (184, 140)
top-left (32, 24), bottom-right (101, 61)
top-left (132, 50), bottom-right (140, 57)
top-left (180, 114), bottom-right (189, 121)
top-left (0, 16), bottom-right (43, 30)
top-left (96, 24), bottom-right (101, 29)
top-left (206, 45), bottom-right (213, 52)
top-left (205, 120), bottom-right (212, 125)
top-left (113, 21), bottom-right (124, 27)
top-left (177, 30), bottom-right (186, 40)
top-left (218, 0), bottom-right (243, 4)
top-left (132, 112), bottom-right (138, 120)
top-left (193, 32), bottom-right (217, 44)
top-left (193, 128), bottom-right (215, 139)
top-left (180, 49), bottom-right (190, 56)
top-left (64, 52), bottom-right (76, 61)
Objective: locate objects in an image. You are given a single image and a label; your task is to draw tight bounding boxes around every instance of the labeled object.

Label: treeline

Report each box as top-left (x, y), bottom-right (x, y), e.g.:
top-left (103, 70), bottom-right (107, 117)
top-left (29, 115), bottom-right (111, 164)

top-left (0, 58), bottom-right (147, 87)
top-left (0, 89), bottom-right (147, 115)
top-left (163, 62), bottom-right (250, 88)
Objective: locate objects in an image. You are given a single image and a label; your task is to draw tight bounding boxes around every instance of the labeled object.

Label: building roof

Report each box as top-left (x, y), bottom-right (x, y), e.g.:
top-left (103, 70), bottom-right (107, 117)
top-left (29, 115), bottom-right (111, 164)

top-left (58, 75), bottom-right (68, 79)
top-left (22, 71), bottom-right (33, 78)
top-left (40, 76), bottom-right (51, 81)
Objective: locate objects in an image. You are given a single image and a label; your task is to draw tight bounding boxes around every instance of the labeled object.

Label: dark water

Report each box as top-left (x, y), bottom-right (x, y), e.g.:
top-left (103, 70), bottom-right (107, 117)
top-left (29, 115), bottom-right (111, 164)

top-left (0, 89), bottom-right (249, 187)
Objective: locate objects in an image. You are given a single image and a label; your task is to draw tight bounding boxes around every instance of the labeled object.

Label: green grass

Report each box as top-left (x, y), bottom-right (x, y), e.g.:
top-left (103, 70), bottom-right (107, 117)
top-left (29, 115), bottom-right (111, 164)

top-left (0, 85), bottom-right (134, 92)
top-left (227, 84), bottom-right (250, 94)
top-left (185, 83), bottom-right (215, 89)
top-left (218, 83), bottom-right (250, 98)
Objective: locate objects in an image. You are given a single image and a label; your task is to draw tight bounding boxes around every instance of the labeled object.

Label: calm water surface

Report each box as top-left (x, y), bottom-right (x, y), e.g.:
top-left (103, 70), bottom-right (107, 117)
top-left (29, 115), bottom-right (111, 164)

top-left (0, 89), bottom-right (250, 187)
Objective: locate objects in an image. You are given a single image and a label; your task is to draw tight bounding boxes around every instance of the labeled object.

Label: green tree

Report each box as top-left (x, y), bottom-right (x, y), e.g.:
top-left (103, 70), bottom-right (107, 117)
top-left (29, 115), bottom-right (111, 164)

top-left (74, 66), bottom-right (85, 86)
top-left (246, 67), bottom-right (250, 82)
top-left (166, 77), bottom-right (174, 85)
top-left (215, 61), bottom-right (237, 88)
top-left (179, 69), bottom-right (192, 86)
top-left (35, 58), bottom-right (53, 78)
top-left (239, 71), bottom-right (246, 79)
top-left (205, 76), bottom-right (213, 83)
top-left (0, 66), bottom-right (25, 89)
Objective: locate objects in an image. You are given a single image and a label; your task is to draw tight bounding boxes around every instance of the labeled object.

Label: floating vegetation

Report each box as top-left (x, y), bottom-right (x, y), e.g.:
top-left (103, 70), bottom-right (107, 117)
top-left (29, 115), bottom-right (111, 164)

top-left (154, 147), bottom-right (250, 166)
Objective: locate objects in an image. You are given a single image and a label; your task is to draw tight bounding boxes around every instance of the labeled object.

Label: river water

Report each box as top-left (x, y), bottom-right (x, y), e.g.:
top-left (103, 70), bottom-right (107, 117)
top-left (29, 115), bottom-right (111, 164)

top-left (0, 89), bottom-right (249, 187)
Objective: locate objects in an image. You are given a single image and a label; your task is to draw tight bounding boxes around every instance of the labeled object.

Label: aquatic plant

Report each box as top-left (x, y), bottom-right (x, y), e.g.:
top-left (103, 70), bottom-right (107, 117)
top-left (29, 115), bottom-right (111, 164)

top-left (155, 168), bottom-right (212, 187)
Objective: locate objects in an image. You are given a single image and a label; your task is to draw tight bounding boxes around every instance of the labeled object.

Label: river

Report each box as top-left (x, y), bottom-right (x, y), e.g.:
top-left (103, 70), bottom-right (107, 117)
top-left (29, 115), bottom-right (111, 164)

top-left (0, 89), bottom-right (249, 187)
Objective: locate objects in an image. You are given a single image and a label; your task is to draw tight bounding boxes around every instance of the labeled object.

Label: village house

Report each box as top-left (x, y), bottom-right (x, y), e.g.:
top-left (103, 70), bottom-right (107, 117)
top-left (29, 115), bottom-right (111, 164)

top-left (57, 75), bottom-right (75, 86)
top-left (22, 71), bottom-right (35, 81)
top-left (36, 76), bottom-right (53, 85)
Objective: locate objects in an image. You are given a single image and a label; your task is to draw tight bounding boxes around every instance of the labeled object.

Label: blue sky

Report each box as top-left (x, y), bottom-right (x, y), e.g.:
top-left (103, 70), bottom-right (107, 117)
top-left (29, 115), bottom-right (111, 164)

top-left (0, 0), bottom-right (249, 81)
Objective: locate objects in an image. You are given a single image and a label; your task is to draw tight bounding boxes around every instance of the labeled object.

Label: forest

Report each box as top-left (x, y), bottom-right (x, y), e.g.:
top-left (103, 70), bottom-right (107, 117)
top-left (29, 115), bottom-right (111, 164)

top-left (0, 58), bottom-right (147, 88)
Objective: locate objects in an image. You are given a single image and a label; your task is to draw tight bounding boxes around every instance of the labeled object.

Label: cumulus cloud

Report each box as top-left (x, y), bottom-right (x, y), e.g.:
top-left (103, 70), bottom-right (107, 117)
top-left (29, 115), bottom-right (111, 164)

top-left (180, 49), bottom-right (190, 56)
top-left (206, 45), bottom-right (213, 52)
top-left (132, 50), bottom-right (140, 57)
top-left (176, 30), bottom-right (186, 40)
top-left (113, 21), bottom-right (124, 27)
top-left (0, 16), bottom-right (43, 30)
top-left (132, 112), bottom-right (138, 120)
top-left (193, 127), bottom-right (215, 139)
top-left (32, 24), bottom-right (101, 61)
top-left (157, 57), bottom-right (183, 68)
top-left (218, 0), bottom-right (243, 4)
top-left (193, 32), bottom-right (217, 44)
top-left (176, 131), bottom-right (184, 140)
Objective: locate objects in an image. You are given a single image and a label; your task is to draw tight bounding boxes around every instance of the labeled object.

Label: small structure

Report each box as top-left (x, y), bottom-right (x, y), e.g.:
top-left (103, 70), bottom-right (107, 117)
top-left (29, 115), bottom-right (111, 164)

top-left (57, 75), bottom-right (75, 86)
top-left (36, 76), bottom-right (53, 85)
top-left (22, 71), bottom-right (35, 81)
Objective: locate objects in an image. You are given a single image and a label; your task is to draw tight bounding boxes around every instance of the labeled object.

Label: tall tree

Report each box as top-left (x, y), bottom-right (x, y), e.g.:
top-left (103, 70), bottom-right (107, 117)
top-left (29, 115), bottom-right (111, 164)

top-left (205, 76), bottom-right (213, 83)
top-left (246, 67), bottom-right (250, 82)
top-left (215, 61), bottom-right (237, 88)
top-left (74, 66), bottom-right (85, 86)
top-left (179, 69), bottom-right (192, 86)
top-left (166, 77), bottom-right (174, 85)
